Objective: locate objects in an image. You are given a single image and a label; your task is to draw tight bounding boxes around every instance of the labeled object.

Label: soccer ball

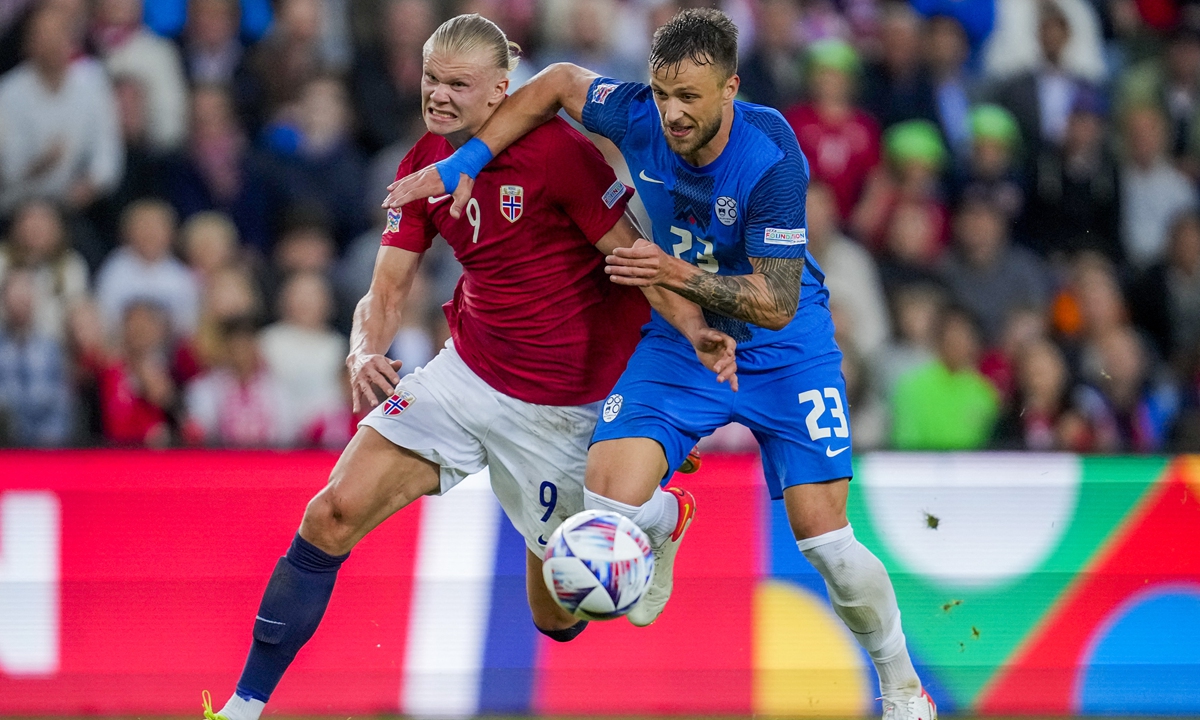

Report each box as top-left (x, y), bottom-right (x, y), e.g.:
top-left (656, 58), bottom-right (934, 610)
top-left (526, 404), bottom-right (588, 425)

top-left (542, 510), bottom-right (655, 620)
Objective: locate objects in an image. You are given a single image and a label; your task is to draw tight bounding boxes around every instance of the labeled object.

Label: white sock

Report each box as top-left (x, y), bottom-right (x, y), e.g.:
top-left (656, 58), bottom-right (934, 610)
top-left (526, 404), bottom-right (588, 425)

top-left (219, 694), bottom-right (265, 720)
top-left (584, 487), bottom-right (678, 545)
top-left (798, 524), bottom-right (921, 700)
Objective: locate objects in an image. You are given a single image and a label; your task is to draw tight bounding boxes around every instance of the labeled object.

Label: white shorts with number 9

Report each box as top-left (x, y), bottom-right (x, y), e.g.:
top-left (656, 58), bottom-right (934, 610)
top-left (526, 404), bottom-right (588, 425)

top-left (359, 340), bottom-right (600, 554)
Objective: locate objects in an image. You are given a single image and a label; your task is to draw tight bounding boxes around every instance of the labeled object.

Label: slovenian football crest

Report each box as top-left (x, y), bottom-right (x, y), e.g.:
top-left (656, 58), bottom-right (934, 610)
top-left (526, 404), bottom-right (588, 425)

top-left (500, 185), bottom-right (523, 223)
top-left (383, 390), bottom-right (415, 416)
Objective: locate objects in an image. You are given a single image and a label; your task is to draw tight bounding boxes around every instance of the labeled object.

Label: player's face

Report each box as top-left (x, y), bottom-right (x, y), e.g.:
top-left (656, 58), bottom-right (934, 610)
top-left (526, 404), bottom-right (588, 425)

top-left (421, 49), bottom-right (509, 143)
top-left (650, 59), bottom-right (738, 163)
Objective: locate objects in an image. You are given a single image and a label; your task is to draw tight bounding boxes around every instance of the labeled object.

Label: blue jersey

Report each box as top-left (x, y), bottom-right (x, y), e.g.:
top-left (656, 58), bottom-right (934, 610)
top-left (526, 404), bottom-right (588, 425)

top-left (581, 77), bottom-right (835, 371)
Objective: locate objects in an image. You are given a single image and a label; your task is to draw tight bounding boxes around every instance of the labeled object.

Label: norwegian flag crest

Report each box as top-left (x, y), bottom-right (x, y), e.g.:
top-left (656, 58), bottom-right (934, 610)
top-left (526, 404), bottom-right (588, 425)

top-left (500, 185), bottom-right (524, 223)
top-left (383, 390), bottom-right (416, 416)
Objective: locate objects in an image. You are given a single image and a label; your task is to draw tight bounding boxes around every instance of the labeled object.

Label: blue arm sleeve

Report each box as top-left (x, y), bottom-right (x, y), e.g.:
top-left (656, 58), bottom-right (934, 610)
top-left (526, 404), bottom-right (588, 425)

top-left (580, 78), bottom-right (648, 147)
top-left (744, 152), bottom-right (810, 259)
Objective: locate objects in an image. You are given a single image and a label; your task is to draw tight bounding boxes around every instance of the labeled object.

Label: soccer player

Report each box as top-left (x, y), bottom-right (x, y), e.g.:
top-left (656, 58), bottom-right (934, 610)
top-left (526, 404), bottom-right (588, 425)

top-left (202, 14), bottom-right (736, 720)
top-left (385, 9), bottom-right (936, 720)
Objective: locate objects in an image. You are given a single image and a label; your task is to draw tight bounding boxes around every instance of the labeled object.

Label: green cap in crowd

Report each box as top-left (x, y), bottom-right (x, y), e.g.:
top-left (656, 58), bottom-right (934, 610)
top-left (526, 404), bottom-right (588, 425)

top-left (969, 104), bottom-right (1021, 148)
top-left (807, 38), bottom-right (860, 74)
top-left (884, 120), bottom-right (948, 168)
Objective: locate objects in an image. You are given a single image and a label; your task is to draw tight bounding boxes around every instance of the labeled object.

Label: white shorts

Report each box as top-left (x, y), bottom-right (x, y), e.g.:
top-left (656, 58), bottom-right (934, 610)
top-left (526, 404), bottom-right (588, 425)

top-left (359, 341), bottom-right (600, 554)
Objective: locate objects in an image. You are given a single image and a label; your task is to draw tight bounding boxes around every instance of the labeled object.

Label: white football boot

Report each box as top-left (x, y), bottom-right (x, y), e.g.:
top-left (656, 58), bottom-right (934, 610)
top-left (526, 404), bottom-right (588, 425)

top-left (883, 689), bottom-right (937, 720)
top-left (627, 486), bottom-right (696, 627)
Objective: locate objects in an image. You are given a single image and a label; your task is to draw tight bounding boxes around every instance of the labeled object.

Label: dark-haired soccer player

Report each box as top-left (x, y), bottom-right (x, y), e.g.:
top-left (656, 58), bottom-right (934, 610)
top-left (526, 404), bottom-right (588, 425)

top-left (202, 13), bottom-right (736, 720)
top-left (386, 8), bottom-right (936, 720)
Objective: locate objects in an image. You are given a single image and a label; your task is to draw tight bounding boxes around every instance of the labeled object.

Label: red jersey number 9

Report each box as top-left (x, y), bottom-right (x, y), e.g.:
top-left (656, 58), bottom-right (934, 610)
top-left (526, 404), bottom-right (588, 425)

top-left (466, 198), bottom-right (481, 243)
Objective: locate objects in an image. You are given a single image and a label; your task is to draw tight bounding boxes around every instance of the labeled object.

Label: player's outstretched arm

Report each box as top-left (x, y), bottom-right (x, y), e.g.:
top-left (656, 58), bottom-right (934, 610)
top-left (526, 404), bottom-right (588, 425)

top-left (383, 63), bottom-right (598, 216)
top-left (347, 246), bottom-right (421, 413)
top-left (598, 221), bottom-right (738, 390)
top-left (606, 244), bottom-right (803, 331)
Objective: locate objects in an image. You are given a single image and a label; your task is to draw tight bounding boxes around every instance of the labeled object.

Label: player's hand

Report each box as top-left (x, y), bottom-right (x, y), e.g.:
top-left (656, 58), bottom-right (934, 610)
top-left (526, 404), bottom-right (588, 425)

top-left (691, 328), bottom-right (739, 392)
top-left (383, 166), bottom-right (476, 219)
top-left (605, 238), bottom-right (677, 286)
top-left (348, 353), bottom-right (404, 414)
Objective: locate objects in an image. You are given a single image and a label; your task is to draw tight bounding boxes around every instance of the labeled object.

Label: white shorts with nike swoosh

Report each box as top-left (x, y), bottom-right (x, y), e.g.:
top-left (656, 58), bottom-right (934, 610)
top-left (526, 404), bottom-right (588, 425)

top-left (360, 340), bottom-right (600, 554)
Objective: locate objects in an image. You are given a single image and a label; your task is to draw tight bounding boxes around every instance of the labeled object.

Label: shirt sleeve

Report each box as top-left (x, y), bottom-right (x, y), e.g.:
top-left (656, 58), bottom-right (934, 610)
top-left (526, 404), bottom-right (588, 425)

top-left (380, 147), bottom-right (438, 253)
top-left (545, 123), bottom-right (633, 243)
top-left (744, 151), bottom-right (810, 259)
top-left (580, 77), bottom-right (649, 147)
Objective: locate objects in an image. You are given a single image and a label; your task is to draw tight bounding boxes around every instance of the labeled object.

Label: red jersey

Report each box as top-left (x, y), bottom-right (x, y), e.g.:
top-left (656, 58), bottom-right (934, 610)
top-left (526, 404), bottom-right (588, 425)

top-left (783, 103), bottom-right (881, 220)
top-left (383, 117), bottom-right (649, 406)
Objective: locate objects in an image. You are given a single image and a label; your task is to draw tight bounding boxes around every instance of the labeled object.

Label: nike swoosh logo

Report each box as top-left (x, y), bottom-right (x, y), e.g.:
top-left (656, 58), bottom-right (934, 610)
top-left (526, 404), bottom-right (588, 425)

top-left (826, 446), bottom-right (849, 457)
top-left (428, 194), bottom-right (451, 204)
top-left (638, 170), bottom-right (665, 184)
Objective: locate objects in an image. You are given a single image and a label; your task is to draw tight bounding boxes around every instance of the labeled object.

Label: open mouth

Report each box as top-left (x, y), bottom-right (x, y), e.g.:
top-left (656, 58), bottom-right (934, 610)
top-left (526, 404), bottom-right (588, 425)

top-left (666, 125), bottom-right (692, 139)
top-left (427, 107), bottom-right (457, 122)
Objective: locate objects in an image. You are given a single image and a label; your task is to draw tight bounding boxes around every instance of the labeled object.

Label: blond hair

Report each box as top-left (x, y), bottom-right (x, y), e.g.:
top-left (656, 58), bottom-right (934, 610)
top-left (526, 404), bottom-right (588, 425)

top-left (424, 13), bottom-right (520, 73)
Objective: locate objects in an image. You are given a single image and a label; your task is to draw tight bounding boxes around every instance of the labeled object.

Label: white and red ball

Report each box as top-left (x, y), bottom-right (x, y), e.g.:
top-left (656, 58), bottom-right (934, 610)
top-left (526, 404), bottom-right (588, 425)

top-left (542, 510), bottom-right (655, 620)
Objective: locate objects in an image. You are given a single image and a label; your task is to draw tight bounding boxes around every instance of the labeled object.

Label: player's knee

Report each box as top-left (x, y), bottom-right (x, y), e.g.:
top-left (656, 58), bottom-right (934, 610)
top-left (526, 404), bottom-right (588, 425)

top-left (300, 488), bottom-right (362, 556)
top-left (535, 618), bottom-right (588, 643)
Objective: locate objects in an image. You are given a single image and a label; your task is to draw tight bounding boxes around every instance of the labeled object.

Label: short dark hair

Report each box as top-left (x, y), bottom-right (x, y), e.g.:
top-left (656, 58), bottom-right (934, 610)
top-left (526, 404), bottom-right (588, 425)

top-left (650, 8), bottom-right (738, 80)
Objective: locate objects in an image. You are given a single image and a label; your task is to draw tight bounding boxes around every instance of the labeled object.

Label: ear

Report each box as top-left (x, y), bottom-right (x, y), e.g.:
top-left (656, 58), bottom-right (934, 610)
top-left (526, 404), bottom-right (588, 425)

top-left (724, 74), bottom-right (740, 102)
top-left (490, 73), bottom-right (510, 106)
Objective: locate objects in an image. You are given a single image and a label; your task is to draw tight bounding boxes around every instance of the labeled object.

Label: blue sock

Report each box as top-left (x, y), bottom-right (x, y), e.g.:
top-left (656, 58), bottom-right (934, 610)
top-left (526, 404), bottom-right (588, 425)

top-left (234, 534), bottom-right (349, 702)
top-left (536, 619), bottom-right (588, 643)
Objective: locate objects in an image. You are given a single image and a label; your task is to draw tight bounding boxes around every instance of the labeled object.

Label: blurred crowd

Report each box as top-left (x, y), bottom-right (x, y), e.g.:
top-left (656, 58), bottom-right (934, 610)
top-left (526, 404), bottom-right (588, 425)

top-left (1, 0), bottom-right (1200, 454)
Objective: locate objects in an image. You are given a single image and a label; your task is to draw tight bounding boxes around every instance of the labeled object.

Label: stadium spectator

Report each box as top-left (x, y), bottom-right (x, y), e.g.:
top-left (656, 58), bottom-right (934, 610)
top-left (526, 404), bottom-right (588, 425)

top-left (180, 0), bottom-right (248, 85)
top-left (181, 211), bottom-right (239, 287)
top-left (144, 0), bottom-right (272, 42)
top-left (735, 0), bottom-right (804, 110)
top-left (1129, 211), bottom-right (1200, 365)
top-left (874, 282), bottom-right (945, 397)
top-left (242, 0), bottom-right (330, 131)
top-left (982, 304), bottom-right (1049, 397)
top-left (924, 14), bottom-right (980, 167)
top-left (0, 4), bottom-right (122, 213)
top-left (987, 1), bottom-right (1098, 158)
top-left (191, 264), bottom-right (263, 371)
top-left (93, 74), bottom-right (172, 249)
top-left (841, 341), bottom-right (889, 450)
top-left (876, 198), bottom-right (943, 297)
top-left (350, 0), bottom-right (434, 153)
top-left (0, 268), bottom-right (71, 446)
top-left (784, 39), bottom-right (880, 221)
top-left (940, 191), bottom-right (1050, 344)
top-left (982, 0), bottom-right (1106, 84)
top-left (538, 0), bottom-right (638, 83)
top-left (94, 300), bottom-right (179, 447)
top-left (166, 84), bottom-right (275, 252)
top-left (852, 119), bottom-right (949, 251)
top-left (860, 4), bottom-right (938, 130)
top-left (1118, 26), bottom-right (1200, 173)
top-left (94, 199), bottom-right (200, 337)
top-left (951, 104), bottom-right (1025, 221)
top-left (90, 0), bottom-right (189, 153)
top-left (1073, 325), bottom-right (1180, 452)
top-left (1120, 105), bottom-right (1198, 269)
top-left (993, 337), bottom-right (1078, 450)
top-left (0, 199), bottom-right (88, 341)
top-left (909, 0), bottom-right (996, 55)
top-left (264, 76), bottom-right (367, 247)
top-left (806, 181), bottom-right (890, 357)
top-left (259, 272), bottom-right (346, 430)
top-left (891, 304), bottom-right (1000, 450)
top-left (1023, 88), bottom-right (1123, 261)
top-left (184, 315), bottom-right (296, 447)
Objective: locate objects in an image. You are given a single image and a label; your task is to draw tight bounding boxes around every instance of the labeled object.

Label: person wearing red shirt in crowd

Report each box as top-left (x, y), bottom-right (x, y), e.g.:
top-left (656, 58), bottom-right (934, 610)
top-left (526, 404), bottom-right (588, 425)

top-left (783, 39), bottom-right (880, 222)
top-left (201, 15), bottom-right (736, 720)
top-left (95, 300), bottom-right (178, 447)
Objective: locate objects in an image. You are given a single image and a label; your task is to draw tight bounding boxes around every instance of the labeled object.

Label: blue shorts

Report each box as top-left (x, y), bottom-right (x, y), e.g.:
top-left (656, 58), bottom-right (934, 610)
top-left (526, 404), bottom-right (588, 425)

top-left (592, 334), bottom-right (853, 499)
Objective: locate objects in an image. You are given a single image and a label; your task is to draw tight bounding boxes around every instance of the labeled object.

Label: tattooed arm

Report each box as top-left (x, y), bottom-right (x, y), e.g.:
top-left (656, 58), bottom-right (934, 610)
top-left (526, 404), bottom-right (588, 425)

top-left (605, 243), bottom-right (804, 331)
